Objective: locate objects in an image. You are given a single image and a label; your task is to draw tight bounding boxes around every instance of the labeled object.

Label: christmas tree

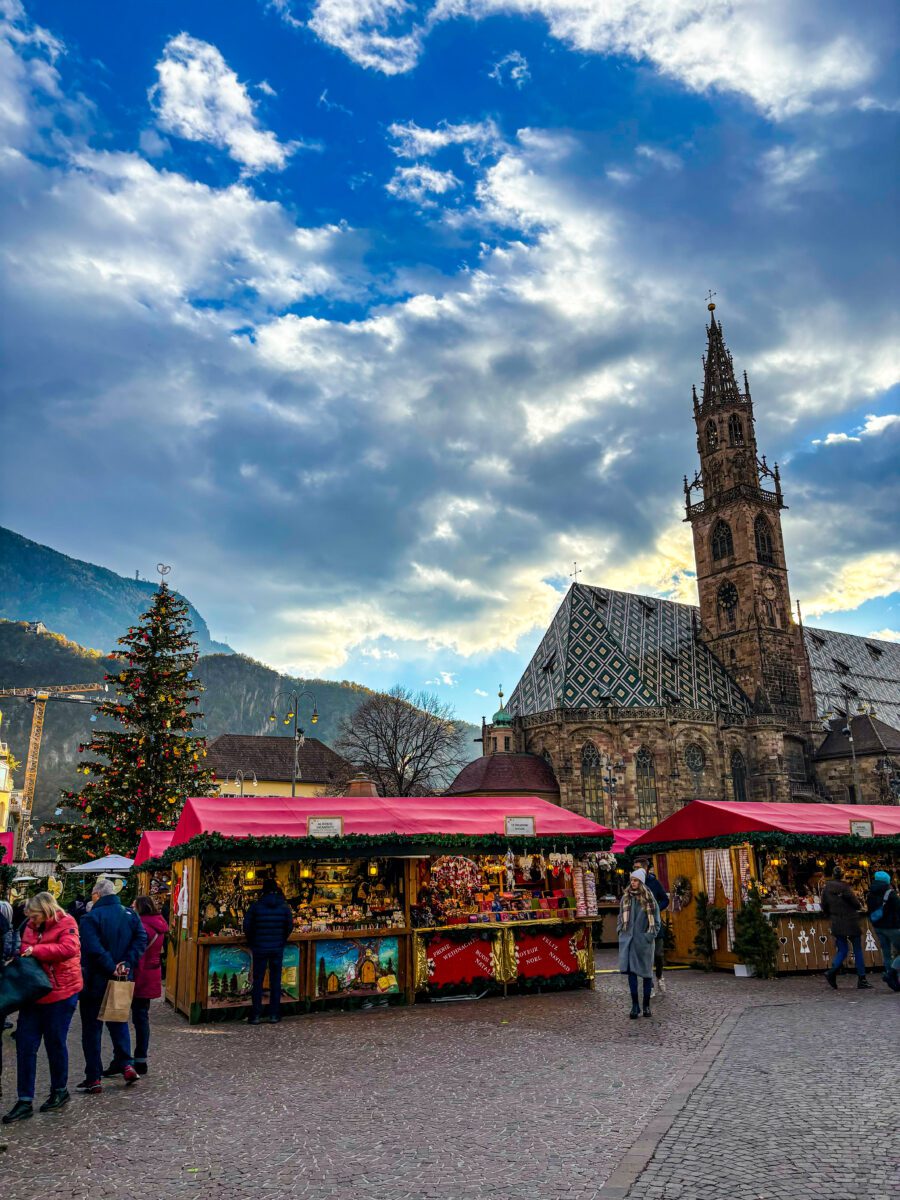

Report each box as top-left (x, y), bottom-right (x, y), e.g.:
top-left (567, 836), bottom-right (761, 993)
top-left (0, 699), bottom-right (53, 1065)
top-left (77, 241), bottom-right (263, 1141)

top-left (732, 883), bottom-right (779, 978)
top-left (46, 582), bottom-right (217, 858)
top-left (690, 891), bottom-right (727, 971)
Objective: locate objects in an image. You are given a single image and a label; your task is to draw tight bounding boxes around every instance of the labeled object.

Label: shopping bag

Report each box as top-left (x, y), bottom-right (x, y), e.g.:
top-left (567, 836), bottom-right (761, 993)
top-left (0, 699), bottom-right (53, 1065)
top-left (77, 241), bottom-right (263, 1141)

top-left (98, 979), bottom-right (134, 1022)
top-left (0, 956), bottom-right (53, 1016)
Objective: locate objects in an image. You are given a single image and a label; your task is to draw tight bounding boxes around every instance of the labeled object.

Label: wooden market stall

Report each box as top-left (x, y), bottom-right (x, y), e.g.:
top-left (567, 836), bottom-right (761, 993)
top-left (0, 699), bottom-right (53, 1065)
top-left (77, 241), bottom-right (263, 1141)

top-left (631, 802), bottom-right (900, 974)
top-left (593, 829), bottom-right (644, 944)
top-left (135, 794), bottom-right (613, 1023)
top-left (134, 830), bottom-right (174, 911)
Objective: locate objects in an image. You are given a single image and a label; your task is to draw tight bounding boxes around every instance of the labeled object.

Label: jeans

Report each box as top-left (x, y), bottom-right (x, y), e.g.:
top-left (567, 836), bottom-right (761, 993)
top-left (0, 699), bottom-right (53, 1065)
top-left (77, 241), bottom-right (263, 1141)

top-left (628, 972), bottom-right (652, 1004)
top-left (832, 933), bottom-right (866, 977)
top-left (80, 990), bottom-right (132, 1082)
top-left (875, 929), bottom-right (900, 974)
top-left (132, 997), bottom-right (151, 1062)
top-left (15, 994), bottom-right (78, 1101)
top-left (251, 951), bottom-right (283, 1018)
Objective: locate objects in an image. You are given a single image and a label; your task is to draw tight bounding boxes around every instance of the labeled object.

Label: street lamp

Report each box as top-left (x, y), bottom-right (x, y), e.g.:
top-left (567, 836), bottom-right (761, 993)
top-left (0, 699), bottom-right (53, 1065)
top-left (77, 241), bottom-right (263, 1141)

top-left (600, 754), bottom-right (624, 828)
top-left (268, 689), bottom-right (319, 797)
top-left (227, 770), bottom-right (257, 798)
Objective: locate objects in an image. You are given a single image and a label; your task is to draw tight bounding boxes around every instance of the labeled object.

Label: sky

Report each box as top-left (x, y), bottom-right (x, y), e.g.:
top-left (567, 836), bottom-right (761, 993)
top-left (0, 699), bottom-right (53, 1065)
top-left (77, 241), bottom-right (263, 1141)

top-left (0, 0), bottom-right (898, 726)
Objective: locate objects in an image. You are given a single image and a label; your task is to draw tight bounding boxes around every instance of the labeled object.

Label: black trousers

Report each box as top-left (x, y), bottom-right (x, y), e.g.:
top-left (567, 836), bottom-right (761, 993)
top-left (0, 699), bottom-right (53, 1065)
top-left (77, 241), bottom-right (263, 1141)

top-left (251, 952), bottom-right (283, 1017)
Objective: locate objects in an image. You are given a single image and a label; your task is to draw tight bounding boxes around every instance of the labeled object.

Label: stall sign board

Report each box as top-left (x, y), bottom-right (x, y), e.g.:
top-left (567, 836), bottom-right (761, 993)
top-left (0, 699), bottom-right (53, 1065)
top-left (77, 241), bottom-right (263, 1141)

top-left (307, 816), bottom-right (344, 838)
top-left (505, 815), bottom-right (536, 837)
top-left (849, 819), bottom-right (874, 838)
top-left (426, 933), bottom-right (495, 987)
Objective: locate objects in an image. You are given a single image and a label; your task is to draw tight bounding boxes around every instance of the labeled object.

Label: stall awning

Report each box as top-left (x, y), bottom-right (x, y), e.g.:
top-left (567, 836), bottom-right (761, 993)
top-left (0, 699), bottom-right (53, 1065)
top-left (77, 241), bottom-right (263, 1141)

top-left (610, 828), bottom-right (646, 855)
top-left (632, 801), bottom-right (900, 852)
top-left (134, 830), bottom-right (175, 866)
top-left (0, 832), bottom-right (13, 868)
top-left (172, 793), bottom-right (610, 844)
top-left (66, 853), bottom-right (135, 873)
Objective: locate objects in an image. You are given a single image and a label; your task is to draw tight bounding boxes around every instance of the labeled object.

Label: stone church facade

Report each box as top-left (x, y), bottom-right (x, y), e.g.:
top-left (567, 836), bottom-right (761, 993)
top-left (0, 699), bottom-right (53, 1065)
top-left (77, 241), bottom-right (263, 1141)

top-left (472, 306), bottom-right (900, 827)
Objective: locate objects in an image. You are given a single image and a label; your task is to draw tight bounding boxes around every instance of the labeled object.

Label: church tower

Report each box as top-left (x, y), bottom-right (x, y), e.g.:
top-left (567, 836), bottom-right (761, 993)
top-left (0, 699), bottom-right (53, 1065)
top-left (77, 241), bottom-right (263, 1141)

top-left (685, 303), bottom-right (814, 722)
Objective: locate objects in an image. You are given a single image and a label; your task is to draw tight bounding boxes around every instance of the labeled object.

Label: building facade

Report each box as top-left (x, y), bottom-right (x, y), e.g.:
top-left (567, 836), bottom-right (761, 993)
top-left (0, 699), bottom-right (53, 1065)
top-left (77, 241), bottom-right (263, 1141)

top-left (472, 307), bottom-right (900, 827)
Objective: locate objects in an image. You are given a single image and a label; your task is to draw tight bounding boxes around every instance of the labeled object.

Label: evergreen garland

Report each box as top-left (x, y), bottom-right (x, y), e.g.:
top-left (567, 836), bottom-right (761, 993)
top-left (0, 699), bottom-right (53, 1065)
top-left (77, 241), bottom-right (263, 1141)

top-left (632, 831), bottom-right (900, 856)
top-left (44, 583), bottom-right (217, 859)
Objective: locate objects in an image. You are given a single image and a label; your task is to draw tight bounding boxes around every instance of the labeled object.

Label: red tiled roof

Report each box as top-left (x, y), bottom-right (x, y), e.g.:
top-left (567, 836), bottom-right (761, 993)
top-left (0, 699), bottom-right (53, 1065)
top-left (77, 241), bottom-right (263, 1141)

top-left (445, 753), bottom-right (560, 797)
top-left (205, 734), bottom-right (350, 785)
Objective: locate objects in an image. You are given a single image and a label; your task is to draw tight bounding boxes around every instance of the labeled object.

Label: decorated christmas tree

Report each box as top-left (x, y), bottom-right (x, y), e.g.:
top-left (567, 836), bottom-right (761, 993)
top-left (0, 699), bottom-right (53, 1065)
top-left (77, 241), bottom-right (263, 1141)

top-left (732, 883), bottom-right (779, 978)
top-left (46, 582), bottom-right (217, 858)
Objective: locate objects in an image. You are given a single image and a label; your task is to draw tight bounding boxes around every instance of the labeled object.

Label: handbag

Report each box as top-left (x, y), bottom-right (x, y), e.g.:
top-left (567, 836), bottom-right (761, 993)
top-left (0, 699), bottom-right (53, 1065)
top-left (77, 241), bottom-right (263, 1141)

top-left (98, 978), bottom-right (135, 1022)
top-left (0, 956), bottom-right (53, 1016)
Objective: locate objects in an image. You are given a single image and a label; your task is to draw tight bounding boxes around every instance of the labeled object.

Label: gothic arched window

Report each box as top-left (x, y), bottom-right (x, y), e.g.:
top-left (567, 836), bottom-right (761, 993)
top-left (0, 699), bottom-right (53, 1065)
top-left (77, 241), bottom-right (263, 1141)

top-left (754, 514), bottom-right (774, 564)
top-left (728, 413), bottom-right (745, 445)
top-left (705, 420), bottom-right (719, 452)
top-left (581, 743), bottom-right (601, 821)
top-left (731, 750), bottom-right (748, 803)
top-left (635, 747), bottom-right (659, 827)
top-left (718, 581), bottom-right (739, 629)
top-left (711, 520), bottom-right (734, 561)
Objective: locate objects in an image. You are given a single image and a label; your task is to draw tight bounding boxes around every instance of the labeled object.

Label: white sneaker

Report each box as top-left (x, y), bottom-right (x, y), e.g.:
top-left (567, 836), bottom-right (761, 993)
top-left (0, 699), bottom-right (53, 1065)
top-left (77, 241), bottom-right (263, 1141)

top-left (656, 977), bottom-right (667, 996)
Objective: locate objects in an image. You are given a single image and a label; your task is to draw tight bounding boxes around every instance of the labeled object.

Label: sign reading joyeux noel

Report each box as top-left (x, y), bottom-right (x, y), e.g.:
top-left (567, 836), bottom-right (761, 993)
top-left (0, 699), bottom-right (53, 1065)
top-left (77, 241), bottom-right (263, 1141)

top-left (515, 930), bottom-right (580, 979)
top-left (427, 934), bottom-right (495, 986)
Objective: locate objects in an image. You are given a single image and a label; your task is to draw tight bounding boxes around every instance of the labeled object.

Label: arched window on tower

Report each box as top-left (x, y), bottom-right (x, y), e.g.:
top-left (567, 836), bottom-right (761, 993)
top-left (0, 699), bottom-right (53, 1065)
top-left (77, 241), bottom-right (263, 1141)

top-left (581, 743), bottom-right (601, 821)
top-left (705, 420), bottom-right (719, 452)
top-left (754, 514), bottom-right (775, 565)
top-left (728, 413), bottom-right (745, 446)
top-left (711, 519), bottom-right (734, 561)
top-left (731, 750), bottom-right (748, 803)
top-left (635, 747), bottom-right (659, 827)
top-left (717, 581), bottom-right (739, 630)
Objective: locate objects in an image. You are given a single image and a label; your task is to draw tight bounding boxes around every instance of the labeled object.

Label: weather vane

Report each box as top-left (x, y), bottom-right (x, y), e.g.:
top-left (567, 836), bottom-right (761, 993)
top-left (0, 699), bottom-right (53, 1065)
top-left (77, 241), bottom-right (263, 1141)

top-left (706, 289), bottom-right (717, 309)
top-left (570, 561), bottom-right (581, 582)
top-left (156, 563), bottom-right (171, 588)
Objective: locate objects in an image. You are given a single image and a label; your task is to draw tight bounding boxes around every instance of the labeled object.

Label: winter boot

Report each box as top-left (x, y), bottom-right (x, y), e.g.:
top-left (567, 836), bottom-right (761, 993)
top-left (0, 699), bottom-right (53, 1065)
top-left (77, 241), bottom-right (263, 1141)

top-left (642, 1002), bottom-right (652, 1018)
top-left (824, 968), bottom-right (838, 989)
top-left (629, 1001), bottom-right (640, 1019)
top-left (857, 976), bottom-right (872, 989)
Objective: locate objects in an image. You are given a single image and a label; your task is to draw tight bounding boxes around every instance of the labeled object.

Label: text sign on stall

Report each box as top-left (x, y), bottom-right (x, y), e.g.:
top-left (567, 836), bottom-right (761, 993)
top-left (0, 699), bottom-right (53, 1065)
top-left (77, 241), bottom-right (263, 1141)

top-left (307, 816), bottom-right (344, 837)
top-left (849, 819), bottom-right (874, 838)
top-left (505, 815), bottom-right (536, 837)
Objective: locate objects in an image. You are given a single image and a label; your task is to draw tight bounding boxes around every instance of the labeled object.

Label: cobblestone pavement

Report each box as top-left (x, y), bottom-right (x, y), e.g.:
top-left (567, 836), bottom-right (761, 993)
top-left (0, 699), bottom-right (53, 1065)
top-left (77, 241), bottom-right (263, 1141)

top-left (620, 990), bottom-right (900, 1200)
top-left (0, 959), bottom-right (894, 1200)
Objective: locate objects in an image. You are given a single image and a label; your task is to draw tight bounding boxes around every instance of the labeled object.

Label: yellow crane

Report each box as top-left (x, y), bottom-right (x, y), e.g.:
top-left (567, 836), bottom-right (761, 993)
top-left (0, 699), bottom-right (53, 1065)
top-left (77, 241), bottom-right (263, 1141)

top-left (0, 682), bottom-right (107, 857)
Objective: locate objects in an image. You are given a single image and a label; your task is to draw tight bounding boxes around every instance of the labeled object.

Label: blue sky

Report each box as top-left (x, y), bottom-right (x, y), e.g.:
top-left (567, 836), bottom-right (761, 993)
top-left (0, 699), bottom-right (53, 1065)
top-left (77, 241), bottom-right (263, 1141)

top-left (1, 0), bottom-right (898, 724)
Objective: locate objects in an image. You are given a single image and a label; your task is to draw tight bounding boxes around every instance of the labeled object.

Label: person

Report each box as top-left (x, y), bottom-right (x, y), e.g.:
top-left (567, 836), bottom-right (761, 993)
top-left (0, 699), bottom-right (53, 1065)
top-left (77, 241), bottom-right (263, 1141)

top-left (243, 878), bottom-right (293, 1025)
top-left (77, 878), bottom-right (147, 1092)
top-left (103, 896), bottom-right (168, 1077)
top-left (2, 891), bottom-right (83, 1124)
top-left (633, 855), bottom-right (670, 996)
top-left (866, 870), bottom-right (900, 991)
top-left (617, 868), bottom-right (660, 1019)
top-left (821, 866), bottom-right (871, 990)
top-left (66, 894), bottom-right (89, 925)
top-left (0, 899), bottom-right (19, 960)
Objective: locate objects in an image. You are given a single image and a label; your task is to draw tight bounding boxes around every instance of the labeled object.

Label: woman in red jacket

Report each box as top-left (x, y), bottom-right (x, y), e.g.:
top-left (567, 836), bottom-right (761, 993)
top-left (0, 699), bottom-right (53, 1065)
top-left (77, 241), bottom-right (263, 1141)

top-left (2, 892), bottom-right (83, 1124)
top-left (131, 895), bottom-right (168, 1074)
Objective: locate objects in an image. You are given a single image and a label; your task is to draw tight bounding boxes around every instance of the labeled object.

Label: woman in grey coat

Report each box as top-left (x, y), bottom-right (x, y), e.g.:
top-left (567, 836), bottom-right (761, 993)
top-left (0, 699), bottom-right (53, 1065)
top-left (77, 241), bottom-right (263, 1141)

top-left (617, 868), bottom-right (661, 1019)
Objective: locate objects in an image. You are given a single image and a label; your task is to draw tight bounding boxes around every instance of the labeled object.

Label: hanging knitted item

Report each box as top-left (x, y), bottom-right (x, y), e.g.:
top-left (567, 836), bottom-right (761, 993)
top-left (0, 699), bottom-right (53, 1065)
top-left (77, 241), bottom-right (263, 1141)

top-left (573, 864), bottom-right (587, 917)
top-left (583, 865), bottom-right (599, 917)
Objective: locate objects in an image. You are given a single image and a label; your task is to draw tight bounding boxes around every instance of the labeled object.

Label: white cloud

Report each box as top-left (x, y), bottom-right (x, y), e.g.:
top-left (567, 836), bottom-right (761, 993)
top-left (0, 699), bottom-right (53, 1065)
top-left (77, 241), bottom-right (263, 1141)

top-left (635, 144), bottom-right (682, 171)
top-left (386, 163), bottom-right (460, 205)
top-left (812, 412), bottom-right (900, 446)
top-left (425, 670), bottom-right (458, 686)
top-left (151, 33), bottom-right (294, 172)
top-left (762, 144), bottom-right (820, 188)
top-left (138, 128), bottom-right (169, 157)
top-left (308, 0), bottom-right (877, 118)
top-left (474, 688), bottom-right (489, 696)
top-left (489, 50), bottom-right (530, 88)
top-left (803, 552), bottom-right (900, 617)
top-left (868, 629), bottom-right (900, 643)
top-left (359, 645), bottom-right (399, 659)
top-left (388, 118), bottom-right (502, 161)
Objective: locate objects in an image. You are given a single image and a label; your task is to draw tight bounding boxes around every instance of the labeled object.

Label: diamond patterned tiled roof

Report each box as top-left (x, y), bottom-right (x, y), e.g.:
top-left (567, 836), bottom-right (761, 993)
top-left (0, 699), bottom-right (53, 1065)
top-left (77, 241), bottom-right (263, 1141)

top-left (508, 584), bottom-right (751, 717)
top-left (803, 627), bottom-right (900, 729)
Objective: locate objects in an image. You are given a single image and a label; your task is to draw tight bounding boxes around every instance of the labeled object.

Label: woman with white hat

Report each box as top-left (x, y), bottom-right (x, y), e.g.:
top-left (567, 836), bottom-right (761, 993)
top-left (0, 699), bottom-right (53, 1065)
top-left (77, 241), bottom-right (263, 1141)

top-left (617, 868), bottom-right (660, 1019)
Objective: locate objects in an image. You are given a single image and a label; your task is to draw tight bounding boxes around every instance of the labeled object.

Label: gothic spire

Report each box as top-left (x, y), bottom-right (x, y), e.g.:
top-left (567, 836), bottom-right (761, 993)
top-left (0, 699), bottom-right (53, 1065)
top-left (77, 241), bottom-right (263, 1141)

top-left (701, 303), bottom-right (740, 407)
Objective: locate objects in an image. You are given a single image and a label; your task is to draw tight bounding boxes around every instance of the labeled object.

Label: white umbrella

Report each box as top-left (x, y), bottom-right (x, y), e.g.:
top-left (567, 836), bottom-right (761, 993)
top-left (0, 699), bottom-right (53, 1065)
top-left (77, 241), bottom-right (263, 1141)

top-left (65, 854), bottom-right (134, 873)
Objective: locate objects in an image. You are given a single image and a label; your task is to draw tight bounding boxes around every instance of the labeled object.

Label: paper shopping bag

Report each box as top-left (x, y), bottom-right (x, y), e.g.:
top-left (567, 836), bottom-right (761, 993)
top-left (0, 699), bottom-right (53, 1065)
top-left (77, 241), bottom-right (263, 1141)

top-left (98, 979), bottom-right (134, 1022)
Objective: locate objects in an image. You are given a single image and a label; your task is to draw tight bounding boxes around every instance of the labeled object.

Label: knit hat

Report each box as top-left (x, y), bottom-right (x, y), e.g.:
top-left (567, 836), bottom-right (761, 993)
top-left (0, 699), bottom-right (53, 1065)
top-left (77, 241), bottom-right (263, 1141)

top-left (874, 870), bottom-right (891, 883)
top-left (630, 868), bottom-right (647, 884)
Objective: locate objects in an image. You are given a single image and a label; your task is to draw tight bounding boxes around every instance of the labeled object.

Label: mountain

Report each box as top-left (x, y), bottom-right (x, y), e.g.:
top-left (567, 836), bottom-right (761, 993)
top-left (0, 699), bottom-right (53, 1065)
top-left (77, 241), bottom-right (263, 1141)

top-left (0, 526), bottom-right (232, 656)
top-left (0, 621), bottom-right (481, 847)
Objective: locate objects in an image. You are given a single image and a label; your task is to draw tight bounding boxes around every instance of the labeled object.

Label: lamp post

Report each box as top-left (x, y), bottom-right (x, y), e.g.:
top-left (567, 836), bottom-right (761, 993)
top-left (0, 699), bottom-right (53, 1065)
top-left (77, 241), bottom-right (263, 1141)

top-left (268, 689), bottom-right (319, 797)
top-left (228, 770), bottom-right (257, 798)
top-left (600, 754), bottom-right (624, 827)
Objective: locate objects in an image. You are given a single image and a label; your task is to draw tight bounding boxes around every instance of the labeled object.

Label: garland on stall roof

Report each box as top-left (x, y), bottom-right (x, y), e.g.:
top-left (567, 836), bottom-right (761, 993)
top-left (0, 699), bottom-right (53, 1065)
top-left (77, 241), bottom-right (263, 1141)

top-left (629, 831), bottom-right (900, 857)
top-left (130, 829), bottom-right (613, 874)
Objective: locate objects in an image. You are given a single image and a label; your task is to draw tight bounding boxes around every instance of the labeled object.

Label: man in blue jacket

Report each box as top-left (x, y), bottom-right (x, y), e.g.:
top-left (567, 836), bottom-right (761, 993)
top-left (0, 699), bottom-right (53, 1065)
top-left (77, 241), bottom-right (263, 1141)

top-left (77, 878), bottom-right (147, 1091)
top-left (243, 878), bottom-right (294, 1025)
top-left (633, 856), bottom-right (670, 996)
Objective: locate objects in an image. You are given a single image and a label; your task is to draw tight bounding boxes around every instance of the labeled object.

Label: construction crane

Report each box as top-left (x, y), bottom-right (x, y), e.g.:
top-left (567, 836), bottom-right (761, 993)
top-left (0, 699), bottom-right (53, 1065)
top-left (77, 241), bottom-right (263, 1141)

top-left (0, 682), bottom-right (108, 858)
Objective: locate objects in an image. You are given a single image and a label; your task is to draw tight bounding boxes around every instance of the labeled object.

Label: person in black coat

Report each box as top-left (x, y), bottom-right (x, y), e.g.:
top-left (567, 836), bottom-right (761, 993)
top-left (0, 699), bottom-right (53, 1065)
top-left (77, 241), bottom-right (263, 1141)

top-left (243, 879), bottom-right (294, 1025)
top-left (821, 867), bottom-right (871, 990)
top-left (633, 856), bottom-right (670, 996)
top-left (866, 870), bottom-right (900, 990)
top-left (78, 879), bottom-right (148, 1089)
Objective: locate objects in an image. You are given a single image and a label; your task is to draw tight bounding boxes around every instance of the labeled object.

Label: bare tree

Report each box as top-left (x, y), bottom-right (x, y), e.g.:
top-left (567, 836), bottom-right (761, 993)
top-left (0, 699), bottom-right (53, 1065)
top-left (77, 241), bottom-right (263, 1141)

top-left (335, 686), bottom-right (469, 796)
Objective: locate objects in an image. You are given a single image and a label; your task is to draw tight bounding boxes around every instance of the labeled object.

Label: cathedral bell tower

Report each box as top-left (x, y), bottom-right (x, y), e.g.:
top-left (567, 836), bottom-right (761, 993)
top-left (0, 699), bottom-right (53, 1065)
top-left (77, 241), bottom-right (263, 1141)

top-left (685, 303), bottom-right (814, 722)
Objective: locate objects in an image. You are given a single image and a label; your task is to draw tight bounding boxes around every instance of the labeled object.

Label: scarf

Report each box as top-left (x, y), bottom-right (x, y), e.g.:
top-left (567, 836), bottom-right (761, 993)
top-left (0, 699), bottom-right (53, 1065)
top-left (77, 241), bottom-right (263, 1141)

top-left (620, 882), bottom-right (657, 934)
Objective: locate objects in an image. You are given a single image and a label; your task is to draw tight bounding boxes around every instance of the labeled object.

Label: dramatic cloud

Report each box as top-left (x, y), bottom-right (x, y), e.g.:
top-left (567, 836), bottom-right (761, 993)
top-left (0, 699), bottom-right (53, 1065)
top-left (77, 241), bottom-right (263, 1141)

top-left (812, 412), bottom-right (900, 445)
top-left (804, 553), bottom-right (900, 617)
top-left (151, 34), bottom-right (294, 171)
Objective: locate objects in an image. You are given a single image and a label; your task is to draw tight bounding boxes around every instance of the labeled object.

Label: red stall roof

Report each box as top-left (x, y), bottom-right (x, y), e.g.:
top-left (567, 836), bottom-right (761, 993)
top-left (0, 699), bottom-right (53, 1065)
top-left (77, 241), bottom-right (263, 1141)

top-left (632, 801), bottom-right (900, 848)
top-left (134, 830), bottom-right (175, 866)
top-left (610, 828), bottom-right (645, 855)
top-left (0, 831), bottom-right (14, 867)
top-left (169, 793), bottom-right (610, 849)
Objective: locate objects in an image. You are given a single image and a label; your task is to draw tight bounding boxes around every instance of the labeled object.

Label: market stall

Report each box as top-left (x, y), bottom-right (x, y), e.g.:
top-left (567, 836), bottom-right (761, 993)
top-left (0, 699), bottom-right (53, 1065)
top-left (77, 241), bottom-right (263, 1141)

top-left (134, 830), bottom-right (175, 910)
top-left (135, 794), bottom-right (612, 1022)
top-left (591, 829), bottom-right (644, 943)
top-left (631, 802), bottom-right (900, 973)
